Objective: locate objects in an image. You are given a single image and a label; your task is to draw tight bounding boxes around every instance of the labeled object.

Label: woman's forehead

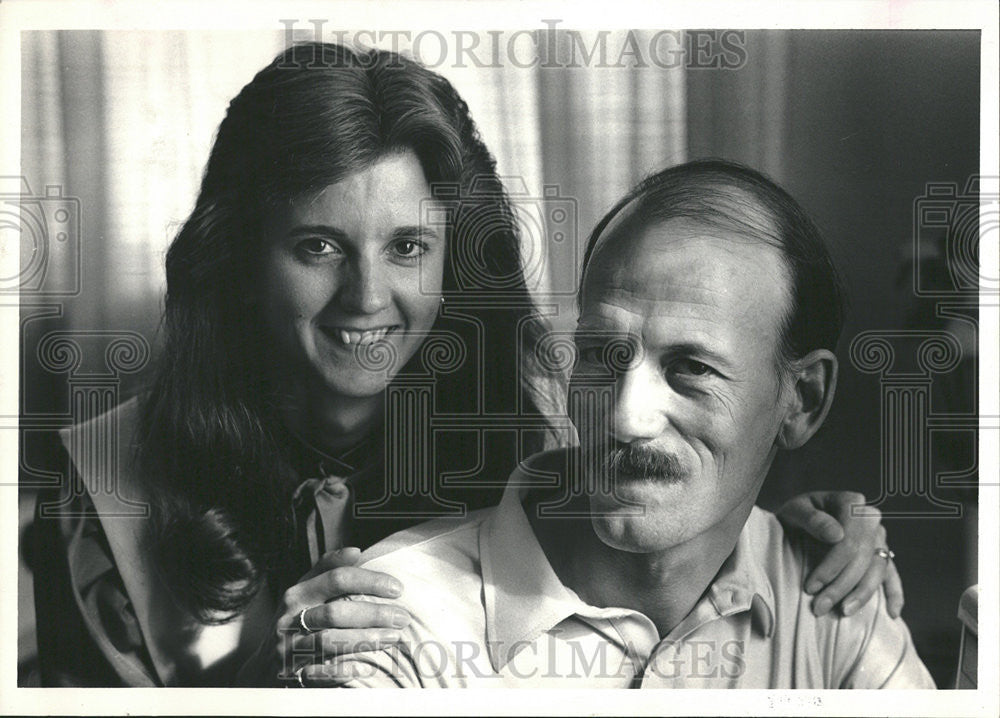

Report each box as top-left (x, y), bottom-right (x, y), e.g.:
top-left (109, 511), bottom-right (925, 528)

top-left (269, 152), bottom-right (435, 227)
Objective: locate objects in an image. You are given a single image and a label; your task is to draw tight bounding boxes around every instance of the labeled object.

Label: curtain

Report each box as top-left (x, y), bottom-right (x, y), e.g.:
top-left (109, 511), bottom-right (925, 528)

top-left (20, 29), bottom-right (686, 335)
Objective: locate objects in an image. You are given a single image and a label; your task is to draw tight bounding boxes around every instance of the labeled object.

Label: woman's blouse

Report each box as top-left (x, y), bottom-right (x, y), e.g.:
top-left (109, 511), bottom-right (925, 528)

top-left (31, 414), bottom-right (502, 686)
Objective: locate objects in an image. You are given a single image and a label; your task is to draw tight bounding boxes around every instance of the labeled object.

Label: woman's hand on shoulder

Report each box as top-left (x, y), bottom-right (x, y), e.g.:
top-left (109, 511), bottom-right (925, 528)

top-left (234, 547), bottom-right (410, 687)
top-left (776, 491), bottom-right (904, 619)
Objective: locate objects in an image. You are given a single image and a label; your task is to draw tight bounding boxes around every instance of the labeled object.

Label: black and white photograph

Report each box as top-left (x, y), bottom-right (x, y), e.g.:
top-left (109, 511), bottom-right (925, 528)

top-left (2, 0), bottom-right (997, 715)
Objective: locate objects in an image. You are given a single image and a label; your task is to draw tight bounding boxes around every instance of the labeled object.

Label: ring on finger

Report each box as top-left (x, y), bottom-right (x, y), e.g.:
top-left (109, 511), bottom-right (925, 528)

top-left (295, 665), bottom-right (307, 688)
top-left (874, 547), bottom-right (895, 561)
top-left (297, 607), bottom-right (315, 634)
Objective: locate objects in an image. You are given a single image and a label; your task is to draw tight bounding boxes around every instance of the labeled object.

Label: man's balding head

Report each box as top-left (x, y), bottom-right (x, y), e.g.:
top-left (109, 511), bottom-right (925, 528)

top-left (580, 159), bottom-right (845, 365)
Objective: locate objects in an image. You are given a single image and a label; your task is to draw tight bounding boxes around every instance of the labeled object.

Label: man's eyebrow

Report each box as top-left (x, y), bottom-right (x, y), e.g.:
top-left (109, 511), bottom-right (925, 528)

top-left (665, 341), bottom-right (734, 369)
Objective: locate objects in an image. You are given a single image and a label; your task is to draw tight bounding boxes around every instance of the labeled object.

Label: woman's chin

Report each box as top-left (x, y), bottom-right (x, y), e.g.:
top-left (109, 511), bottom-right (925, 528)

top-left (316, 368), bottom-right (394, 400)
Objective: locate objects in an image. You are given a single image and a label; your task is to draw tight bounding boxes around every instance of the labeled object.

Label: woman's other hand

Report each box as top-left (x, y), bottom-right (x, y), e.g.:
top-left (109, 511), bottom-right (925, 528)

top-left (776, 491), bottom-right (904, 619)
top-left (235, 547), bottom-right (409, 686)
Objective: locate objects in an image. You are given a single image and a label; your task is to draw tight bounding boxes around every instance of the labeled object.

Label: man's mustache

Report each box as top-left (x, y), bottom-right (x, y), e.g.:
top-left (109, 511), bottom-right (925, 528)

top-left (604, 442), bottom-right (685, 482)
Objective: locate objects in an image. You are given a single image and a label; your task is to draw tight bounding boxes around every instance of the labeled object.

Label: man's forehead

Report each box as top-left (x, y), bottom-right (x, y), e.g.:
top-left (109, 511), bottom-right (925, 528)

top-left (579, 211), bottom-right (792, 346)
top-left (584, 213), bottom-right (788, 295)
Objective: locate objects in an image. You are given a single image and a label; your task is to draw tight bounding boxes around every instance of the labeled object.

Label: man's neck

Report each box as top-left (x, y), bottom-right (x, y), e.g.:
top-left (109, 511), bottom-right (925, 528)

top-left (528, 495), bottom-right (753, 638)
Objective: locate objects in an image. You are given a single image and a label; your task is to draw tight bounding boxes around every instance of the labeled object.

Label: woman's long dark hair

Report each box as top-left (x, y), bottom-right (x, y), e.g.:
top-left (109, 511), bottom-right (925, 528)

top-left (140, 42), bottom-right (556, 623)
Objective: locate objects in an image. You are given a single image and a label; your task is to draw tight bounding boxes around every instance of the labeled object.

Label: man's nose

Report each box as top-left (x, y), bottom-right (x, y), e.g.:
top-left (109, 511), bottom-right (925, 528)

top-left (340, 257), bottom-right (390, 314)
top-left (612, 364), bottom-right (667, 443)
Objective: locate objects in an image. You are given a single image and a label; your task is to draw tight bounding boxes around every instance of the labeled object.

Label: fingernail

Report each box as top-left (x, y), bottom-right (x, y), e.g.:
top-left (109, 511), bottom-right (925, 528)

top-left (814, 597), bottom-right (832, 615)
top-left (385, 580), bottom-right (403, 597)
top-left (378, 630), bottom-right (402, 644)
top-left (805, 581), bottom-right (821, 595)
top-left (842, 600), bottom-right (858, 616)
top-left (392, 611), bottom-right (410, 628)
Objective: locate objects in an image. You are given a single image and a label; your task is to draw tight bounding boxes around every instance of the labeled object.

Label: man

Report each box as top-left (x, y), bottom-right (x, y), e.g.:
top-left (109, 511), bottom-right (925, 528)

top-left (316, 160), bottom-right (934, 688)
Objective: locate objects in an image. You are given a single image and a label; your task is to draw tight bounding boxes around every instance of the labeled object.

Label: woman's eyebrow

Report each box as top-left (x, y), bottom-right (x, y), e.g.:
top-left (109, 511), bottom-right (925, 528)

top-left (286, 224), bottom-right (349, 241)
top-left (391, 225), bottom-right (441, 242)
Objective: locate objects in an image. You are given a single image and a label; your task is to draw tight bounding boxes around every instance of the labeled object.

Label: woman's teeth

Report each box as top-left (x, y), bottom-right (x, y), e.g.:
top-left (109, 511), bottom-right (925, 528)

top-left (338, 327), bottom-right (391, 345)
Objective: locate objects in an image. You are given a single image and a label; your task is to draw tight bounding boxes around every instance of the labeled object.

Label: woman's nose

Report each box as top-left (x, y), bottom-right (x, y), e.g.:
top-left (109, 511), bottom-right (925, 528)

top-left (339, 257), bottom-right (390, 314)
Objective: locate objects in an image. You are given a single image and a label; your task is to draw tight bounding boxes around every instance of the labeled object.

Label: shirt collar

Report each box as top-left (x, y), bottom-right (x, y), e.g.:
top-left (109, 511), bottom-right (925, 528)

top-left (702, 509), bottom-right (776, 639)
top-left (481, 450), bottom-right (589, 671)
top-left (480, 448), bottom-right (776, 670)
top-left (282, 423), bottom-right (382, 482)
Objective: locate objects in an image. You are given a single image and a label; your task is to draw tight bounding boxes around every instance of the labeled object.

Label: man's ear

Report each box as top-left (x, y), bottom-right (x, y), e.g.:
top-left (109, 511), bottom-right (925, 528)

top-left (777, 349), bottom-right (838, 450)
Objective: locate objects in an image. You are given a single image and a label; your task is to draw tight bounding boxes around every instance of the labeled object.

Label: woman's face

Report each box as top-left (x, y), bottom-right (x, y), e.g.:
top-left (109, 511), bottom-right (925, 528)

top-left (259, 151), bottom-right (446, 402)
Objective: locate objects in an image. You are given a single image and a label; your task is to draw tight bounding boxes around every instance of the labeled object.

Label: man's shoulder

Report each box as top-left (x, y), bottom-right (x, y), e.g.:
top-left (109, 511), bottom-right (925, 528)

top-left (359, 507), bottom-right (491, 567)
top-left (743, 506), bottom-right (866, 598)
top-left (744, 506), bottom-right (805, 568)
top-left (357, 447), bottom-right (574, 576)
top-left (742, 507), bottom-right (934, 688)
top-left (357, 508), bottom-right (494, 616)
top-left (347, 508), bottom-right (497, 685)
top-left (742, 506), bottom-right (821, 617)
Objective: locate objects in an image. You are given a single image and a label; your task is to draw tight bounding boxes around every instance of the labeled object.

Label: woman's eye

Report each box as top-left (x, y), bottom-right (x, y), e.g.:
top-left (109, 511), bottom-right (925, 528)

top-left (392, 239), bottom-right (426, 259)
top-left (296, 238), bottom-right (339, 256)
top-left (670, 359), bottom-right (713, 377)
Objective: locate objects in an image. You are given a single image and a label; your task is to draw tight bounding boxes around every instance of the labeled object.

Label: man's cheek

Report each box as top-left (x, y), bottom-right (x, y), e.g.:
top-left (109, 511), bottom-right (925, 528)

top-left (704, 384), bottom-right (742, 424)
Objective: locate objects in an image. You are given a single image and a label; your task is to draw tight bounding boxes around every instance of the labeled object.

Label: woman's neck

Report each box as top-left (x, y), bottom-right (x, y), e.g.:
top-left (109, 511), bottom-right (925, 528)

top-left (277, 385), bottom-right (384, 456)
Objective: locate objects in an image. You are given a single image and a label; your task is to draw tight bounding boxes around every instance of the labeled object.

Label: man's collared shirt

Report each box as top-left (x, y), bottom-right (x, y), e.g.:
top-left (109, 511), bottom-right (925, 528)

top-left (333, 449), bottom-right (934, 688)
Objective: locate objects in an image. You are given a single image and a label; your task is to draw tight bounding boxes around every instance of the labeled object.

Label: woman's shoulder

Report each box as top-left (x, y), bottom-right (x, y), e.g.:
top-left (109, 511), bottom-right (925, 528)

top-left (59, 396), bottom-right (143, 453)
top-left (60, 396), bottom-right (151, 508)
top-left (32, 440), bottom-right (161, 686)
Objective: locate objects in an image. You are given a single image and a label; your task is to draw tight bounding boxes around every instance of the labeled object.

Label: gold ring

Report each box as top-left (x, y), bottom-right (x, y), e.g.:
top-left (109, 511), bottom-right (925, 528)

top-left (297, 607), bottom-right (314, 634)
top-left (875, 548), bottom-right (895, 561)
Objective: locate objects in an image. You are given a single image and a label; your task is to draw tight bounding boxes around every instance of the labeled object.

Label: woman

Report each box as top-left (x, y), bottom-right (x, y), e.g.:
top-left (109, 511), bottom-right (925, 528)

top-left (32, 41), bottom-right (899, 687)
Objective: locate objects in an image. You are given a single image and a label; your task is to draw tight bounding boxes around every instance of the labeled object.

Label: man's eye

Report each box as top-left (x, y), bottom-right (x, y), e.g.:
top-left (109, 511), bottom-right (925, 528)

top-left (392, 239), bottom-right (427, 259)
top-left (297, 238), bottom-right (339, 256)
top-left (670, 359), bottom-right (713, 377)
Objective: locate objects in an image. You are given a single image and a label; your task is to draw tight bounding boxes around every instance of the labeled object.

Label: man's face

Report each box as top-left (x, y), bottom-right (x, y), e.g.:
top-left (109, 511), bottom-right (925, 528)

top-left (569, 213), bottom-right (796, 554)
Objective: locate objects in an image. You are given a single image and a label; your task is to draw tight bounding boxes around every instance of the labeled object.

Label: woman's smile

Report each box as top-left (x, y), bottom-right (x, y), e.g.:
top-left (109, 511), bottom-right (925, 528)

top-left (321, 325), bottom-right (400, 347)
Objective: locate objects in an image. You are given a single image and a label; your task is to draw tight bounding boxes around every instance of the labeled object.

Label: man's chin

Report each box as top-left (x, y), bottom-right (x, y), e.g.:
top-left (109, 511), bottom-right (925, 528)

top-left (605, 473), bottom-right (686, 504)
top-left (589, 511), bottom-right (685, 555)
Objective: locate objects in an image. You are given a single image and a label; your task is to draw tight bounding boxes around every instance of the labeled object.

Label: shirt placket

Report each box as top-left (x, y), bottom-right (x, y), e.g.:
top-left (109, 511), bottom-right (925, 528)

top-left (640, 596), bottom-right (755, 688)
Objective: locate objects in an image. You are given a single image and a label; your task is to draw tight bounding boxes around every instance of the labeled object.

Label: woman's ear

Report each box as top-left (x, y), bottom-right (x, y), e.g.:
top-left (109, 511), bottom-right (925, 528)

top-left (777, 349), bottom-right (838, 450)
